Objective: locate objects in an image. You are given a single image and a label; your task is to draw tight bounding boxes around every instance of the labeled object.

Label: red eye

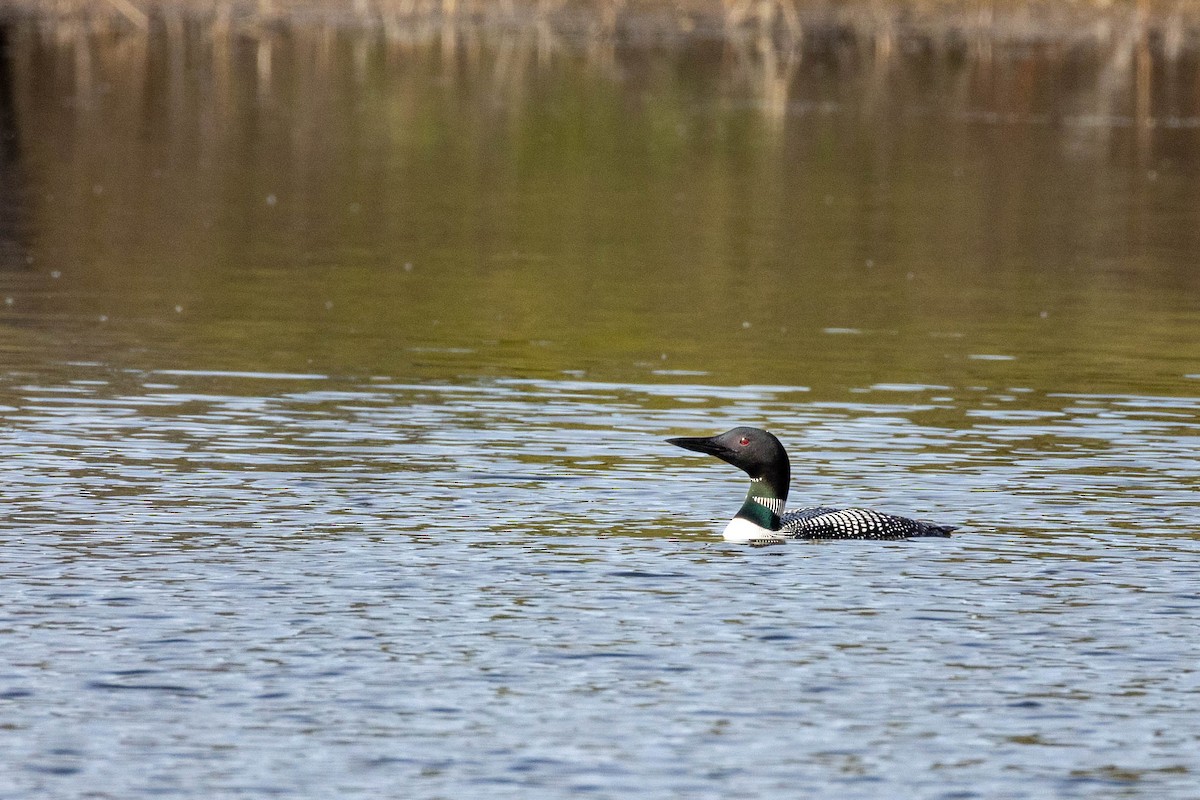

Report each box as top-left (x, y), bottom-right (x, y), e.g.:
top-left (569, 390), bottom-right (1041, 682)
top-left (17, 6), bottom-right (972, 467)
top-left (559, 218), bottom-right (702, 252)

top-left (739, 437), bottom-right (750, 446)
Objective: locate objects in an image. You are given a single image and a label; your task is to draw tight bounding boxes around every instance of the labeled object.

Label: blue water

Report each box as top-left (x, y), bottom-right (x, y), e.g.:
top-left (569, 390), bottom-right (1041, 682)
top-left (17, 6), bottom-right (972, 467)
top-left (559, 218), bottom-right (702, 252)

top-left (3, 370), bottom-right (1199, 798)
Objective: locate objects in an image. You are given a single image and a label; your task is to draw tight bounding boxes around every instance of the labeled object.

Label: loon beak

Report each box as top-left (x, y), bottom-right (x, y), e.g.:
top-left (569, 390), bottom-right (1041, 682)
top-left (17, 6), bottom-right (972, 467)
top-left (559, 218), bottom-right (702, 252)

top-left (666, 435), bottom-right (731, 459)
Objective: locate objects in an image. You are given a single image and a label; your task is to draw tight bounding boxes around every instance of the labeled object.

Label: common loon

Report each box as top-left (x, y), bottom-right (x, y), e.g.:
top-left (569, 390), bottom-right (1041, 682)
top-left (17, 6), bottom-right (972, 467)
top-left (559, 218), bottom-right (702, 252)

top-left (667, 426), bottom-right (956, 544)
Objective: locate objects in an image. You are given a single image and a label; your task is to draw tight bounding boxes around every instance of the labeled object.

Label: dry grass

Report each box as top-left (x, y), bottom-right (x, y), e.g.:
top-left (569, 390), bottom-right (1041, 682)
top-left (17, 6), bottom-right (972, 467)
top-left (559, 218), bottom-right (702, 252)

top-left (5, 0), bottom-right (1200, 46)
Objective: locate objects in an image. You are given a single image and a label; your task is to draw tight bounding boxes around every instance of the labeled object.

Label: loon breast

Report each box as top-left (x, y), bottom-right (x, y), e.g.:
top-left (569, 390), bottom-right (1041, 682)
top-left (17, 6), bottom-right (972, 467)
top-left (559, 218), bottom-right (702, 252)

top-left (721, 517), bottom-right (786, 545)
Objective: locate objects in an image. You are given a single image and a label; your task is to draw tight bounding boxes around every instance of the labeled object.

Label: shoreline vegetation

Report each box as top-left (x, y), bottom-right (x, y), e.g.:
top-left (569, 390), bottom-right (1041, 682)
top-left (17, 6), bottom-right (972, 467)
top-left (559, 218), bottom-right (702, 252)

top-left (2, 1), bottom-right (1195, 144)
top-left (3, 0), bottom-right (1200, 51)
top-left (3, 1), bottom-right (1195, 177)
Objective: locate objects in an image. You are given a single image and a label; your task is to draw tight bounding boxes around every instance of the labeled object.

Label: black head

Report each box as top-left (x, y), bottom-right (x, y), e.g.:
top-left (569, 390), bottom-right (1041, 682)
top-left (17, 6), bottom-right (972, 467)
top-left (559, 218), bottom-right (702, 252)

top-left (666, 426), bottom-right (791, 498)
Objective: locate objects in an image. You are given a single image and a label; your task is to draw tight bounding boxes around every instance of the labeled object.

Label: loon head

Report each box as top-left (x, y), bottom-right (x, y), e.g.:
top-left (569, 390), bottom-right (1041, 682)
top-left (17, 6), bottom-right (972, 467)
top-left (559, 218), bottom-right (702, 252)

top-left (667, 426), bottom-right (793, 542)
top-left (666, 426), bottom-right (791, 502)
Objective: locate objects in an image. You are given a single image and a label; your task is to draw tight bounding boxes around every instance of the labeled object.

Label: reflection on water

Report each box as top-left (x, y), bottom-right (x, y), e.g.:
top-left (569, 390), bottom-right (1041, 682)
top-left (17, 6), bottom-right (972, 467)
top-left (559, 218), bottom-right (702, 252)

top-left (1, 15), bottom-right (1198, 393)
top-left (1, 12), bottom-right (1199, 800)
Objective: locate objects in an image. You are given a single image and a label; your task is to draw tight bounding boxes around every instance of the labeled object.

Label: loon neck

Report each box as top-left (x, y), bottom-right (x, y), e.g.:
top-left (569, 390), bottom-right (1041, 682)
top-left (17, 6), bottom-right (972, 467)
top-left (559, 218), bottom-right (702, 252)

top-left (735, 477), bottom-right (789, 532)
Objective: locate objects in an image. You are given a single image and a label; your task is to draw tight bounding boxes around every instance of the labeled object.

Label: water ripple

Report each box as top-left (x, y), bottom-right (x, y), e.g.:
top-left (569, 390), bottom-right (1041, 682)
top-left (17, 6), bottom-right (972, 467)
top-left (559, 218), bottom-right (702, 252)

top-left (2, 370), bottom-right (1198, 798)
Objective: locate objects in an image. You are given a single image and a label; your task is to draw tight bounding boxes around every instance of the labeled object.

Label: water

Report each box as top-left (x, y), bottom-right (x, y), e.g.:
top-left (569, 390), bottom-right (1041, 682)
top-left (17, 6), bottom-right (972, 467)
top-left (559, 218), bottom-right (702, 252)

top-left (2, 15), bottom-right (1200, 799)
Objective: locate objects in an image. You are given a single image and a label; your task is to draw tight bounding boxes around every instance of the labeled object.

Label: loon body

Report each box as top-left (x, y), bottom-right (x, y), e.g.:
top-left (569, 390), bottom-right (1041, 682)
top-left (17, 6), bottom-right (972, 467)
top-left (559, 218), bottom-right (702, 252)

top-left (667, 426), bottom-right (956, 544)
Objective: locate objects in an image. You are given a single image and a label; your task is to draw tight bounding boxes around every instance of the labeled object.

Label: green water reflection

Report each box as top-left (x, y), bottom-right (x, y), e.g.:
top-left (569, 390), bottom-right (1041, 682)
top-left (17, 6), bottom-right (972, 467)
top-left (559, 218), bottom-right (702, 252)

top-left (2, 20), bottom-right (1198, 396)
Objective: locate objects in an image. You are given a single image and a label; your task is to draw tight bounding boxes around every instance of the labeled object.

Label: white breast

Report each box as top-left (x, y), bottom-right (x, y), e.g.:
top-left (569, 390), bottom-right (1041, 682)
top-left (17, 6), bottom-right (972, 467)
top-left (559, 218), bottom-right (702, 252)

top-left (722, 517), bottom-right (786, 544)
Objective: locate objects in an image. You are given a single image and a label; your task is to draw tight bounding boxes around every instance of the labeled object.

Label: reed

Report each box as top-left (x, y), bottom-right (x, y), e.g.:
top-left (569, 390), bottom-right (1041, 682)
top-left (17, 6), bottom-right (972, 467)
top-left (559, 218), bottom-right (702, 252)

top-left (5, 0), bottom-right (1192, 136)
top-left (4, 0), bottom-right (1199, 48)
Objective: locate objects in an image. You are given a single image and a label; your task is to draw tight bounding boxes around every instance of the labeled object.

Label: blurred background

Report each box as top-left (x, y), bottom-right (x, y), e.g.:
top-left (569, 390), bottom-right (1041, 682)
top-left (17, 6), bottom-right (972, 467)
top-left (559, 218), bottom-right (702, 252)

top-left (2, 0), bottom-right (1198, 392)
top-left (2, 2), bottom-right (1199, 798)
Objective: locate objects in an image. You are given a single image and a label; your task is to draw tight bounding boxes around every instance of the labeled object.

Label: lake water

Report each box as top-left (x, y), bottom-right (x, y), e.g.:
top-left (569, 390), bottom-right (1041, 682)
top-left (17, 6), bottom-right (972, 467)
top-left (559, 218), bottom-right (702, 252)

top-left (1, 14), bottom-right (1199, 799)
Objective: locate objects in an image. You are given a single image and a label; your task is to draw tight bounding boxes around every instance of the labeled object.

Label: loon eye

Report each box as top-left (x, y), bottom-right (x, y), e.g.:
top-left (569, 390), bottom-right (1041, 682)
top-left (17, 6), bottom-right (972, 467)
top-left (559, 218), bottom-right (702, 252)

top-left (739, 437), bottom-right (750, 446)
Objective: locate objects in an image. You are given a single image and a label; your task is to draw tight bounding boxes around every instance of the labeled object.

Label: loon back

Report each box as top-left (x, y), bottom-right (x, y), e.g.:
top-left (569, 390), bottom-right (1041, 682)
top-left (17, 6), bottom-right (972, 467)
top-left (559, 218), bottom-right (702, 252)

top-left (781, 506), bottom-right (955, 540)
top-left (666, 426), bottom-right (957, 543)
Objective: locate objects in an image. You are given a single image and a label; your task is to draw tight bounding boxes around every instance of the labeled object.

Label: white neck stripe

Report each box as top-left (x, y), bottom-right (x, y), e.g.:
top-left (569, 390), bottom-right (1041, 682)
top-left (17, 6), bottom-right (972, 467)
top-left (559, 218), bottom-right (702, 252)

top-left (753, 496), bottom-right (786, 515)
